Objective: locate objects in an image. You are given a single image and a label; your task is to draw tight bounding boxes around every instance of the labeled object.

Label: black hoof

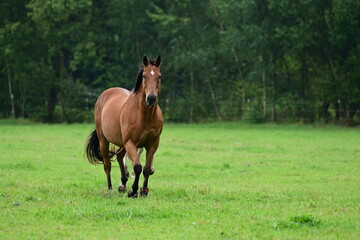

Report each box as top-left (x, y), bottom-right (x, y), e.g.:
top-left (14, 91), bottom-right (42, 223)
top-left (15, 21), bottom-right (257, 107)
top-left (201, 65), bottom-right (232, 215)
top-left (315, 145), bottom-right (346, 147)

top-left (128, 190), bottom-right (138, 198)
top-left (140, 188), bottom-right (149, 197)
top-left (118, 185), bottom-right (127, 193)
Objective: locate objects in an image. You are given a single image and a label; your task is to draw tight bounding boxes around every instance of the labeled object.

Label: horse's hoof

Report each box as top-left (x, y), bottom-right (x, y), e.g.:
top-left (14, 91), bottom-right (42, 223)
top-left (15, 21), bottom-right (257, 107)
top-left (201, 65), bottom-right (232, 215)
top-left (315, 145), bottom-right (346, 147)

top-left (140, 188), bottom-right (149, 197)
top-left (118, 185), bottom-right (127, 193)
top-left (128, 190), bottom-right (138, 198)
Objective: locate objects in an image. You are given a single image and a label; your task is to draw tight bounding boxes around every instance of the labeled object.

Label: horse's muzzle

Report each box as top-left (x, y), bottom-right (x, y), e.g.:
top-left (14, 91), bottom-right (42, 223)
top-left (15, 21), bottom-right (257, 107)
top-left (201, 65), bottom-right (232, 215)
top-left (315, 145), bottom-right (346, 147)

top-left (146, 94), bottom-right (157, 107)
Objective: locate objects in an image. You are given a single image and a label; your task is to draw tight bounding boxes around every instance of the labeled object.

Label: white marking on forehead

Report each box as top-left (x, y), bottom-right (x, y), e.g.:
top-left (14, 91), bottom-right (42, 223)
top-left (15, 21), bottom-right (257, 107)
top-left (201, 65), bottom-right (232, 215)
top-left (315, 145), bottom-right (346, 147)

top-left (150, 70), bottom-right (155, 75)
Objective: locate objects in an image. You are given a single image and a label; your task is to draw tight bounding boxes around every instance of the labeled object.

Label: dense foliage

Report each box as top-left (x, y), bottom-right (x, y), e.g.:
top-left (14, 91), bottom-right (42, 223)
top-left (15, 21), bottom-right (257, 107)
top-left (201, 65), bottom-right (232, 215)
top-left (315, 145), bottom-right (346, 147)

top-left (1, 0), bottom-right (359, 124)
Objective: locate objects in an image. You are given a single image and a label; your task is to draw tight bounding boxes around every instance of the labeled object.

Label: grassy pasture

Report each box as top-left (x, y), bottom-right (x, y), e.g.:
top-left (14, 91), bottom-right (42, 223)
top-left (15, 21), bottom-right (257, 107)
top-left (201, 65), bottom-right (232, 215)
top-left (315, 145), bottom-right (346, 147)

top-left (0, 121), bottom-right (359, 239)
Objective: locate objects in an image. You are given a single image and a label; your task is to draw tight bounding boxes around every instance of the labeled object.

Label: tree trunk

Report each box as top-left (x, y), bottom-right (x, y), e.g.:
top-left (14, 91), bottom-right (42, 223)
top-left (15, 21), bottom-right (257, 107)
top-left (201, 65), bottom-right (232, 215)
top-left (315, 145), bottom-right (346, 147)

top-left (210, 0), bottom-right (246, 116)
top-left (323, 45), bottom-right (338, 81)
top-left (231, 48), bottom-right (246, 115)
top-left (59, 93), bottom-right (66, 123)
top-left (189, 69), bottom-right (194, 124)
top-left (5, 56), bottom-right (15, 118)
top-left (320, 101), bottom-right (331, 123)
top-left (335, 99), bottom-right (342, 123)
top-left (271, 94), bottom-right (276, 122)
top-left (44, 86), bottom-right (58, 122)
top-left (262, 68), bottom-right (267, 119)
top-left (346, 103), bottom-right (357, 126)
top-left (19, 79), bottom-right (26, 118)
top-left (44, 52), bottom-right (63, 123)
top-left (271, 55), bottom-right (277, 122)
top-left (205, 72), bottom-right (221, 120)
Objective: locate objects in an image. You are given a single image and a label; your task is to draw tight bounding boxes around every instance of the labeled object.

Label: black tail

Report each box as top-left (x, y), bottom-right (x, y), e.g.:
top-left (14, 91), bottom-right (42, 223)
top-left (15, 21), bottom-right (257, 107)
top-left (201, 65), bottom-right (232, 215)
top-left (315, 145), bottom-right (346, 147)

top-left (85, 130), bottom-right (103, 164)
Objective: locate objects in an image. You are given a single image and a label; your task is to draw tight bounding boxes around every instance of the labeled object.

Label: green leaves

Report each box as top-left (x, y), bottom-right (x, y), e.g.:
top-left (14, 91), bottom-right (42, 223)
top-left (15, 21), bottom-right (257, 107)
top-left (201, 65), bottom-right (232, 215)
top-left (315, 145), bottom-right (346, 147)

top-left (0, 0), bottom-right (359, 123)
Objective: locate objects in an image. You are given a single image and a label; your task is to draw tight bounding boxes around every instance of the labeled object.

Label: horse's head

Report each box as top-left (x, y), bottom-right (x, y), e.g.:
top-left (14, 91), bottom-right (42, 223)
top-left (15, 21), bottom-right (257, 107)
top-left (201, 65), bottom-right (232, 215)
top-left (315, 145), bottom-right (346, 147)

top-left (142, 56), bottom-right (161, 108)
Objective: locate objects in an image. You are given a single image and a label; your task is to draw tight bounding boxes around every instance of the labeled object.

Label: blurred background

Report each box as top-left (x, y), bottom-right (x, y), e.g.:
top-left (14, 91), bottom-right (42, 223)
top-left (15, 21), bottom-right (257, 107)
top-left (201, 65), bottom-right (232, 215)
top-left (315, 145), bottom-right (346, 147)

top-left (0, 0), bottom-right (359, 125)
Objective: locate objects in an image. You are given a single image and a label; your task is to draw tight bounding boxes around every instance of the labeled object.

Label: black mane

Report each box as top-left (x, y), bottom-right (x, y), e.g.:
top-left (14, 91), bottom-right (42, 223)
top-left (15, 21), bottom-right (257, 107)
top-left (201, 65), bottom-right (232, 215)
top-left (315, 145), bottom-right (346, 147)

top-left (132, 60), bottom-right (158, 93)
top-left (133, 68), bottom-right (144, 93)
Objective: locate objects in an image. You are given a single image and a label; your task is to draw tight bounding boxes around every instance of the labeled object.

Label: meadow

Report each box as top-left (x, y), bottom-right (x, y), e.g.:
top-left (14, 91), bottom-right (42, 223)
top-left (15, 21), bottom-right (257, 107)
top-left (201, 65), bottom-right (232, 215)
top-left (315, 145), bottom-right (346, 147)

top-left (0, 120), bottom-right (359, 239)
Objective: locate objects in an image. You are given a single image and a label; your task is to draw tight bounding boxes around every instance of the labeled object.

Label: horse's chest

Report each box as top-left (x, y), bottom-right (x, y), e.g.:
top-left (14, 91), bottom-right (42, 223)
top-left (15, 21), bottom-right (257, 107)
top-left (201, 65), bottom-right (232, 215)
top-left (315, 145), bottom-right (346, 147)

top-left (136, 127), bottom-right (160, 146)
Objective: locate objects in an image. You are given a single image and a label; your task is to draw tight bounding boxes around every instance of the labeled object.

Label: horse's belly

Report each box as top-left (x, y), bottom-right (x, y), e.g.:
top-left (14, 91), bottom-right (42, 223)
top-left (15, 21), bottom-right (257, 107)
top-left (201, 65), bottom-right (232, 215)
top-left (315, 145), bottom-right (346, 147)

top-left (101, 112), bottom-right (123, 146)
top-left (105, 129), bottom-right (123, 147)
top-left (98, 88), bottom-right (130, 147)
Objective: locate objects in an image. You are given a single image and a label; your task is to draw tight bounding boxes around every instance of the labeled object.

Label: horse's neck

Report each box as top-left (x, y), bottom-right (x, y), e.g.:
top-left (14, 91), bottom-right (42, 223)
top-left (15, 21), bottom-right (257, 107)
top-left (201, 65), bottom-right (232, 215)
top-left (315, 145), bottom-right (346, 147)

top-left (131, 91), bottom-right (157, 120)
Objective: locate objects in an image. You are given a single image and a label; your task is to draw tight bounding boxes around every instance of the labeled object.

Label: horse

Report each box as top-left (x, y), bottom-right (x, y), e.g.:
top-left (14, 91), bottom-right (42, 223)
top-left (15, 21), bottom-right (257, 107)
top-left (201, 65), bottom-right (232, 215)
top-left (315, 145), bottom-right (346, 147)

top-left (85, 56), bottom-right (163, 198)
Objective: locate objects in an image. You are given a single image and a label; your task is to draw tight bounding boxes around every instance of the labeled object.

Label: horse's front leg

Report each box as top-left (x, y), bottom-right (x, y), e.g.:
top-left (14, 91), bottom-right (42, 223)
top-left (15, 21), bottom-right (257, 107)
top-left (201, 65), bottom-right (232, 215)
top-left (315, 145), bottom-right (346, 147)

top-left (116, 147), bottom-right (127, 192)
top-left (124, 141), bottom-right (142, 198)
top-left (141, 138), bottom-right (159, 197)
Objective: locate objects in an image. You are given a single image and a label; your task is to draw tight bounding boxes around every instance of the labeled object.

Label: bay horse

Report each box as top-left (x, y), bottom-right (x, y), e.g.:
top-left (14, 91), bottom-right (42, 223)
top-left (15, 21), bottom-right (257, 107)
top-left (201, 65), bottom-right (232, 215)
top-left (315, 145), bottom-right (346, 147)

top-left (85, 56), bottom-right (163, 198)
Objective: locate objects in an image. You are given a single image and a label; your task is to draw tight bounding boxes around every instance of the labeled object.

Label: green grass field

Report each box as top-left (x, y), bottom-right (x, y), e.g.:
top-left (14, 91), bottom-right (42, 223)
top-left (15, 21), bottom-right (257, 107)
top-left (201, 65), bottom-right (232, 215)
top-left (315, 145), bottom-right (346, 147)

top-left (0, 120), bottom-right (359, 239)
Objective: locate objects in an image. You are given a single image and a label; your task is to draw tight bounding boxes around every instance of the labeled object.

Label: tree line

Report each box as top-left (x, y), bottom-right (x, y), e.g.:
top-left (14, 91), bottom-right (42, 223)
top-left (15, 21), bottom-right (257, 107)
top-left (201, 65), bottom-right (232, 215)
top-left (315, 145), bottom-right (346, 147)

top-left (1, 0), bottom-right (359, 124)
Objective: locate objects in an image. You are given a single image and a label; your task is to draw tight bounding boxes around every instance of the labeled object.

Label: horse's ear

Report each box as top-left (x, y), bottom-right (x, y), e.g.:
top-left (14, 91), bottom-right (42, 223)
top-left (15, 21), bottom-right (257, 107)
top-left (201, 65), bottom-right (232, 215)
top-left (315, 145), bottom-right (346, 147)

top-left (143, 56), bottom-right (149, 66)
top-left (155, 56), bottom-right (161, 67)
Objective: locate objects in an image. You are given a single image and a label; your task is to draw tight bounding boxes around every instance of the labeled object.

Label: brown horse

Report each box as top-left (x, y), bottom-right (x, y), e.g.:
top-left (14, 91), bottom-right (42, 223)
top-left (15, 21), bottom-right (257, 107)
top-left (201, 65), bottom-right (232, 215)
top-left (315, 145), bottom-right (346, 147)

top-left (85, 56), bottom-right (163, 198)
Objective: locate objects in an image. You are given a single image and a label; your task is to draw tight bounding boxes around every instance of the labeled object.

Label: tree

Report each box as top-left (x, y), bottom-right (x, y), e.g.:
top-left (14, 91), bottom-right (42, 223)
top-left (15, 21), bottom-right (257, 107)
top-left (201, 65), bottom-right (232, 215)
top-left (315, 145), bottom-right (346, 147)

top-left (0, 0), bottom-right (359, 124)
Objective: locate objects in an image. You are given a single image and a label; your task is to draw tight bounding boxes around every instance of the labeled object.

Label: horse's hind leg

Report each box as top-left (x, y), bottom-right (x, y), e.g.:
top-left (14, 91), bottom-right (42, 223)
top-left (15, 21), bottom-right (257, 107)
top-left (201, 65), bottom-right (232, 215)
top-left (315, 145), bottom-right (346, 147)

top-left (116, 147), bottom-right (127, 192)
top-left (99, 139), bottom-right (112, 190)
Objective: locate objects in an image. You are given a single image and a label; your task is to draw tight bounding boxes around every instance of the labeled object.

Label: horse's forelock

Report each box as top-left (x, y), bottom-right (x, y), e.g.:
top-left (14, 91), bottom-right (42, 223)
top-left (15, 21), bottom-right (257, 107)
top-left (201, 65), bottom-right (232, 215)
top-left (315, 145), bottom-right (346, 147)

top-left (149, 59), bottom-right (157, 66)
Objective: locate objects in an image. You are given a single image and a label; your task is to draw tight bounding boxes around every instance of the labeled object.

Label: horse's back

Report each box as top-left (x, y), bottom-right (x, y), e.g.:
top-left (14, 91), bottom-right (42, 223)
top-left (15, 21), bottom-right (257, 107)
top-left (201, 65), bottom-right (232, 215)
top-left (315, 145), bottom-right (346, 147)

top-left (96, 87), bottom-right (130, 114)
top-left (95, 87), bottom-right (130, 145)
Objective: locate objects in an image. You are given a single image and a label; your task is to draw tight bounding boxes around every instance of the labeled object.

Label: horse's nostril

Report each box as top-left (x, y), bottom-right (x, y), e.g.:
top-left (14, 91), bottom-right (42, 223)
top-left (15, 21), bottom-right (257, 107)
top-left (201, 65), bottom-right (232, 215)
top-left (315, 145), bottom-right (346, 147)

top-left (146, 94), bottom-right (157, 105)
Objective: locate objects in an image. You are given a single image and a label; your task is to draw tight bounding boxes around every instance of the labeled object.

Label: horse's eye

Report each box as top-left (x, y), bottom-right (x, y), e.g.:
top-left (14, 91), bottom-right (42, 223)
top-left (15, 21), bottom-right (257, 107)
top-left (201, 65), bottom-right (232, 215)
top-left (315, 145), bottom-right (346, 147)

top-left (159, 76), bottom-right (162, 81)
top-left (142, 75), bottom-right (146, 79)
